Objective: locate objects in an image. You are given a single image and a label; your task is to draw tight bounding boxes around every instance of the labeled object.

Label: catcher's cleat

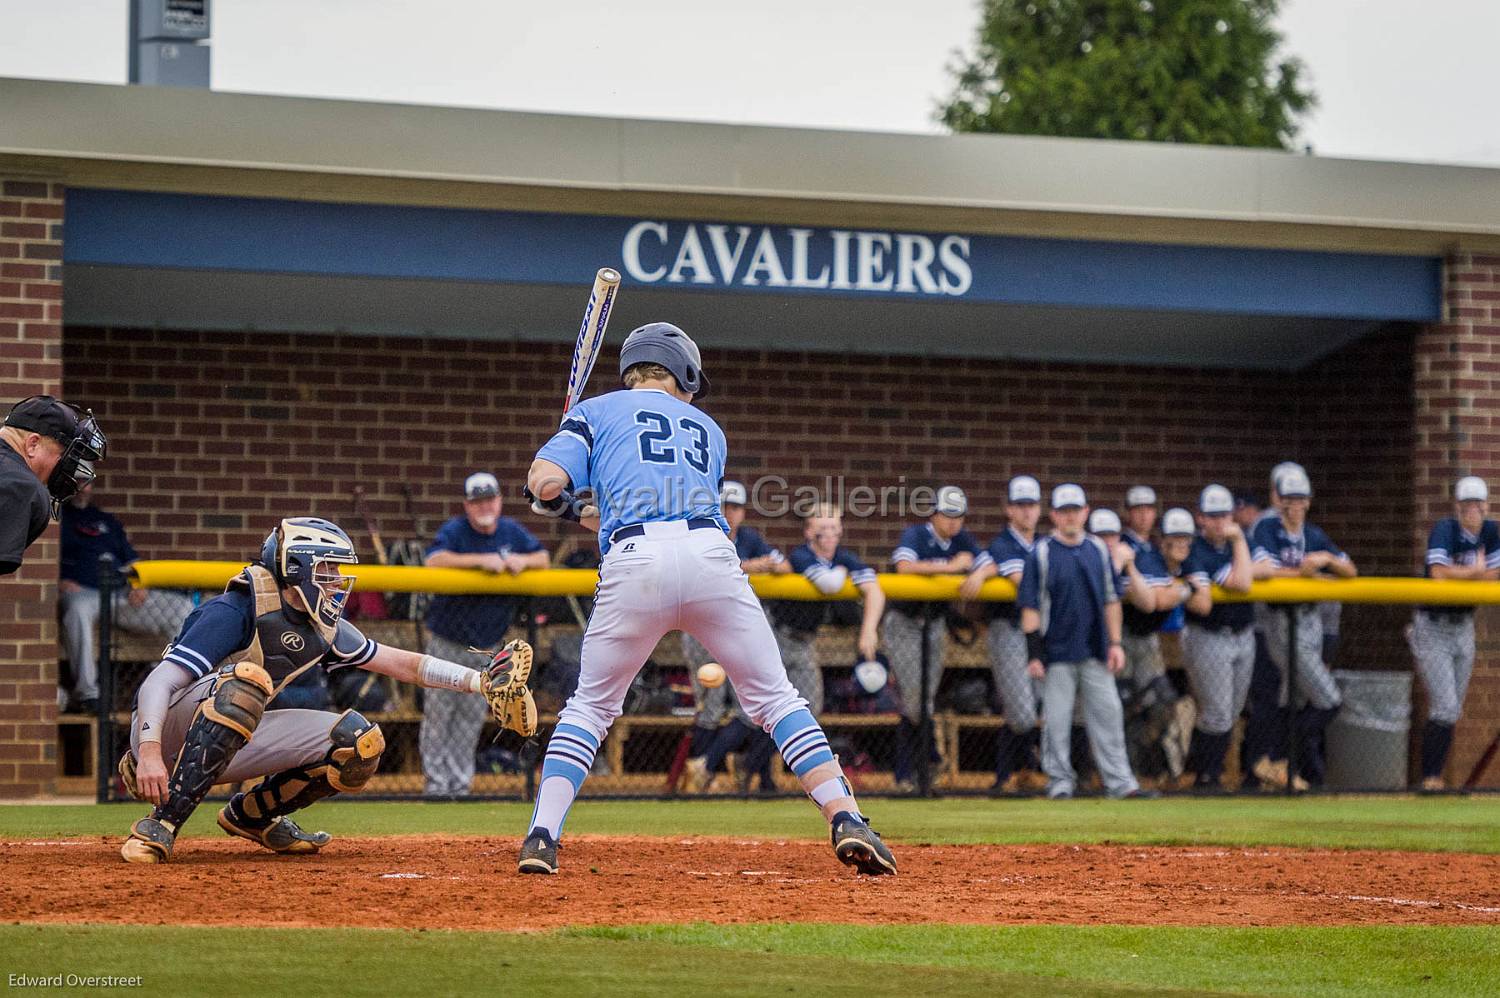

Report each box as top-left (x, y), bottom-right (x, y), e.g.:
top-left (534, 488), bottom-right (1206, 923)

top-left (517, 828), bottom-right (559, 875)
top-left (120, 816), bottom-right (176, 864)
top-left (217, 802), bottom-right (331, 854)
top-left (830, 811), bottom-right (897, 876)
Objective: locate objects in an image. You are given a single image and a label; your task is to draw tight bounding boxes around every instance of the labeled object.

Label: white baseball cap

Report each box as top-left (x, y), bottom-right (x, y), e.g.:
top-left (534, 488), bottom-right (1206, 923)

top-left (1276, 467), bottom-right (1312, 498)
top-left (1052, 483), bottom-right (1086, 509)
top-left (1457, 476), bottom-right (1489, 502)
top-left (1162, 508), bottom-right (1196, 536)
top-left (1199, 484), bottom-right (1234, 515)
top-left (1126, 485), bottom-right (1157, 508)
top-left (1008, 475), bottom-right (1042, 504)
top-left (464, 472), bottom-right (500, 500)
top-left (721, 480), bottom-right (748, 506)
top-left (1088, 508), bottom-right (1121, 534)
top-left (1270, 461), bottom-right (1306, 494)
top-left (935, 485), bottom-right (968, 517)
top-left (853, 660), bottom-right (888, 695)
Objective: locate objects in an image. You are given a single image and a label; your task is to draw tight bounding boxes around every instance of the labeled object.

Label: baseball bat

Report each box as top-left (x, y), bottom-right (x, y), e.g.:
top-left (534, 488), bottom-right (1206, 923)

top-left (1462, 728), bottom-right (1500, 790)
top-left (563, 267), bottom-right (621, 414)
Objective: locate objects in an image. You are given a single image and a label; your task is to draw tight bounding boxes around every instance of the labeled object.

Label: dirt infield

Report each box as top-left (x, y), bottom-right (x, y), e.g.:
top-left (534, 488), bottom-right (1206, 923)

top-left (4, 835), bottom-right (1498, 929)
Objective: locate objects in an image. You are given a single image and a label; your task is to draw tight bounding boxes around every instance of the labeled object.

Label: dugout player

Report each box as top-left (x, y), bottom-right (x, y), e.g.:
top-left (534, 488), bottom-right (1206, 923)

top-left (522, 322), bottom-right (896, 875)
top-left (1020, 486), bottom-right (1145, 799)
top-left (1410, 476), bottom-right (1500, 790)
top-left (960, 474), bottom-right (1044, 792)
top-left (0, 395), bottom-right (107, 576)
top-left (1179, 486), bottom-right (1254, 790)
top-left (117, 517), bottom-right (535, 863)
top-left (886, 486), bottom-right (979, 791)
top-left (419, 472), bottom-right (549, 797)
top-left (1250, 466), bottom-right (1357, 789)
top-left (681, 480), bottom-right (787, 793)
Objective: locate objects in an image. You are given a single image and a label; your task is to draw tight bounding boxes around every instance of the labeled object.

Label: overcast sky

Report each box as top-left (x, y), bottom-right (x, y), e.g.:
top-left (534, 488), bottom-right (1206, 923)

top-left (2, 0), bottom-right (1496, 168)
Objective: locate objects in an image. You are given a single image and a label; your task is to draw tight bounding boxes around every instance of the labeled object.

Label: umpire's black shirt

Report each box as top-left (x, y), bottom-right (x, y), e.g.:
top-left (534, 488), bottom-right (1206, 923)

top-left (0, 439), bottom-right (50, 575)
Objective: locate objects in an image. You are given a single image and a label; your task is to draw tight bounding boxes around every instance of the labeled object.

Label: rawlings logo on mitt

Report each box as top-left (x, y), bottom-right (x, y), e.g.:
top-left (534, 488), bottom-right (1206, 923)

top-left (480, 639), bottom-right (538, 738)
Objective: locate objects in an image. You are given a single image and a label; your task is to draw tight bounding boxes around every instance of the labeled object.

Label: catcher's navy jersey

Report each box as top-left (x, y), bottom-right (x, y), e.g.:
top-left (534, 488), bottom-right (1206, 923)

top-left (158, 588), bottom-right (376, 680)
top-left (1183, 537), bottom-right (1255, 630)
top-left (536, 387), bottom-right (728, 554)
top-left (1424, 518), bottom-right (1500, 574)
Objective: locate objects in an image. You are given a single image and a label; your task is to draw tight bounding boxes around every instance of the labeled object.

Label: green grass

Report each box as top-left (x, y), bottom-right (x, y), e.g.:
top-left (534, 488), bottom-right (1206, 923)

top-left (3, 924), bottom-right (1496, 998)
top-left (4, 795), bottom-right (1500, 852)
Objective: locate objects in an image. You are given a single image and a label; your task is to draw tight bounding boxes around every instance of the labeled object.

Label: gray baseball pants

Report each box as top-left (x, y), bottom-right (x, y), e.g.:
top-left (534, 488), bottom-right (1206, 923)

top-left (1181, 624), bottom-right (1256, 735)
top-left (1408, 611), bottom-right (1474, 725)
top-left (1041, 659), bottom-right (1140, 798)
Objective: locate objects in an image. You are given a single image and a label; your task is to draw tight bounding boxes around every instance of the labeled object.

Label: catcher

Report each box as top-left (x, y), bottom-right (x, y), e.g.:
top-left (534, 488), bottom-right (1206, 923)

top-left (117, 516), bottom-right (535, 864)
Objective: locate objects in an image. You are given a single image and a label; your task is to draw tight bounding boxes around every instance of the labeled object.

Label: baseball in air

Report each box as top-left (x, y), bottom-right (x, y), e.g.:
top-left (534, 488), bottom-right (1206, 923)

top-left (697, 662), bottom-right (727, 688)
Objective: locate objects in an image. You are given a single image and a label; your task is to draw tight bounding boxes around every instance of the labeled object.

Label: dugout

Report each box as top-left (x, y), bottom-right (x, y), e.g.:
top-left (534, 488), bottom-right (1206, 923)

top-left (2, 77), bottom-right (1499, 797)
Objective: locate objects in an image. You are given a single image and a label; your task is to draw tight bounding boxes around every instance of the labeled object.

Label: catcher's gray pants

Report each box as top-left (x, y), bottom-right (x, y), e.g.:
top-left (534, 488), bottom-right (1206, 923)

top-left (1409, 611), bottom-right (1475, 725)
top-left (418, 633), bottom-right (489, 796)
top-left (1182, 624), bottom-right (1256, 734)
top-left (773, 626), bottom-right (823, 715)
top-left (883, 610), bottom-right (944, 721)
top-left (1040, 659), bottom-right (1139, 798)
top-left (129, 672), bottom-right (341, 784)
top-left (989, 619), bottom-right (1041, 732)
top-left (63, 586), bottom-right (194, 702)
top-left (1259, 605), bottom-right (1341, 711)
top-left (681, 632), bottom-right (744, 728)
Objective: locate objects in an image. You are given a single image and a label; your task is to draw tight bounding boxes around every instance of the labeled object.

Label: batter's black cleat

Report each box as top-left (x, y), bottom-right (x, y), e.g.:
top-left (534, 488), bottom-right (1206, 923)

top-left (517, 828), bottom-right (559, 875)
top-left (830, 811), bottom-right (897, 876)
top-left (218, 801), bottom-right (332, 854)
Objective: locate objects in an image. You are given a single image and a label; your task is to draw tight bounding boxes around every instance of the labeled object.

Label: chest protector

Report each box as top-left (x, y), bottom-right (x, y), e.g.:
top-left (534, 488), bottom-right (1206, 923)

top-left (227, 566), bottom-right (334, 695)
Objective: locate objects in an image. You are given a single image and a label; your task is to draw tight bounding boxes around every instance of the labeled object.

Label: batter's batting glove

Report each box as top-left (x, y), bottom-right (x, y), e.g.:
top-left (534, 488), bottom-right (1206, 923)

top-left (480, 639), bottom-right (538, 738)
top-left (522, 484), bottom-right (584, 523)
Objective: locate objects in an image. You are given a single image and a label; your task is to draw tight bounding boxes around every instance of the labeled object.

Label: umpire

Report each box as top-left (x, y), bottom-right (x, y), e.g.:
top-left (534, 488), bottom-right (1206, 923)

top-left (1, 395), bottom-right (107, 575)
top-left (1410, 475), bottom-right (1500, 790)
top-left (1019, 484), bottom-right (1143, 799)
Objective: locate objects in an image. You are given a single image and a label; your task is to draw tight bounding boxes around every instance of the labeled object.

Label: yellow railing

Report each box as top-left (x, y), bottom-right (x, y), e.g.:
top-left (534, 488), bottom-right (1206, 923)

top-left (126, 561), bottom-right (1500, 606)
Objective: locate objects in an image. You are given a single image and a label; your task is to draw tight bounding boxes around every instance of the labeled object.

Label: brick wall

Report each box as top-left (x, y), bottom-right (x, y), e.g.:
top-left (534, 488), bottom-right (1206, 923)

top-left (0, 178), bottom-right (64, 798)
top-left (1413, 253), bottom-right (1500, 786)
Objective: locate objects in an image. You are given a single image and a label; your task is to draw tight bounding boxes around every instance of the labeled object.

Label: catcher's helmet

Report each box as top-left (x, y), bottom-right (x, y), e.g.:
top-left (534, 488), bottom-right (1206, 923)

top-left (259, 517), bottom-right (358, 632)
top-left (618, 322), bottom-right (710, 399)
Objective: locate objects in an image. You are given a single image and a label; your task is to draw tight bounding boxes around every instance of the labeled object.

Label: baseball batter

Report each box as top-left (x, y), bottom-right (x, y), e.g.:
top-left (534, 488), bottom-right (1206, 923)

top-left (521, 322), bottom-right (895, 876)
top-left (116, 517), bottom-right (535, 863)
top-left (1410, 475), bottom-right (1500, 790)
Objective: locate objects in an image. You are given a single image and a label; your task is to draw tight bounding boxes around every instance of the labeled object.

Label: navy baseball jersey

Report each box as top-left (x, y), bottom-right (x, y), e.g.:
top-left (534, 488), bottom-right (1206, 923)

top-left (1424, 518), bottom-right (1500, 575)
top-left (1120, 540), bottom-right (1173, 636)
top-left (1183, 536), bottom-right (1255, 630)
top-left (535, 387), bottom-right (729, 553)
top-left (424, 515), bottom-right (543, 648)
top-left (158, 587), bottom-right (376, 681)
top-left (770, 543), bottom-right (876, 634)
top-left (975, 527), bottom-right (1034, 624)
top-left (889, 522), bottom-right (981, 618)
top-left (732, 524), bottom-right (782, 564)
top-left (1018, 536), bottom-right (1119, 664)
top-left (60, 503), bottom-right (139, 588)
top-left (1249, 517), bottom-right (1347, 570)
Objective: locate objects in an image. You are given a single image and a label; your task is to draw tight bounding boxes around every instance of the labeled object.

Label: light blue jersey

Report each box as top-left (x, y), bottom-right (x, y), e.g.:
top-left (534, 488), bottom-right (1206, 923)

top-left (536, 387), bottom-right (728, 552)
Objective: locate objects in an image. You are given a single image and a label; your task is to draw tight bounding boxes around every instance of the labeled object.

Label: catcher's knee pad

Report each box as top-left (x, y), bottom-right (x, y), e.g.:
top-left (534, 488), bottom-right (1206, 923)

top-left (322, 709), bottom-right (385, 793)
top-left (156, 662), bottom-right (273, 827)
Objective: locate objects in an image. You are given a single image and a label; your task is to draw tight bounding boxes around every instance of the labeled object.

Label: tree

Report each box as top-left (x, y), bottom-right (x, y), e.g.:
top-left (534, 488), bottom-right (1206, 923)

top-left (940, 0), bottom-right (1315, 149)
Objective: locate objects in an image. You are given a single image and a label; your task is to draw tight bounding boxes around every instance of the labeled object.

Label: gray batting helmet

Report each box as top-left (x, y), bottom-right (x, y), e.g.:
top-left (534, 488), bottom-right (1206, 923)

top-left (618, 322), bottom-right (711, 399)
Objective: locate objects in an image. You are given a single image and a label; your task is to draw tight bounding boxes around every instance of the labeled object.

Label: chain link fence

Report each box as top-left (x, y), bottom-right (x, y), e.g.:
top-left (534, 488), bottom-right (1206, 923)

top-left (85, 560), bottom-right (1497, 802)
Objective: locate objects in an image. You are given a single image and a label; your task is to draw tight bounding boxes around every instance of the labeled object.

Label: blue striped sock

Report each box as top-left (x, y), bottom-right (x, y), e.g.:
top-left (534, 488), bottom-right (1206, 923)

top-left (772, 709), bottom-right (835, 778)
top-left (529, 723), bottom-right (600, 838)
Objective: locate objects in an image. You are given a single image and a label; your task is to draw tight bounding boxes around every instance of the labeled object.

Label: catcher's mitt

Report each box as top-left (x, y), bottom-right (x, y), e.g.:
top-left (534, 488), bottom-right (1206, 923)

top-left (481, 639), bottom-right (538, 738)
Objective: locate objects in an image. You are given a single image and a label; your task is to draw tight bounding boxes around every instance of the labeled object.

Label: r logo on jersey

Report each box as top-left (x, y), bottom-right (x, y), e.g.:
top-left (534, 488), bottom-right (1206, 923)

top-left (281, 631), bottom-right (306, 651)
top-left (621, 542), bottom-right (636, 552)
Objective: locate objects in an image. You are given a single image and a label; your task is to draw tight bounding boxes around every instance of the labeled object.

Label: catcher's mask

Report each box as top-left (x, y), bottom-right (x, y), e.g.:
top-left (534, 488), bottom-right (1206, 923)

top-left (259, 517), bottom-right (358, 636)
top-left (4, 395), bottom-right (108, 517)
